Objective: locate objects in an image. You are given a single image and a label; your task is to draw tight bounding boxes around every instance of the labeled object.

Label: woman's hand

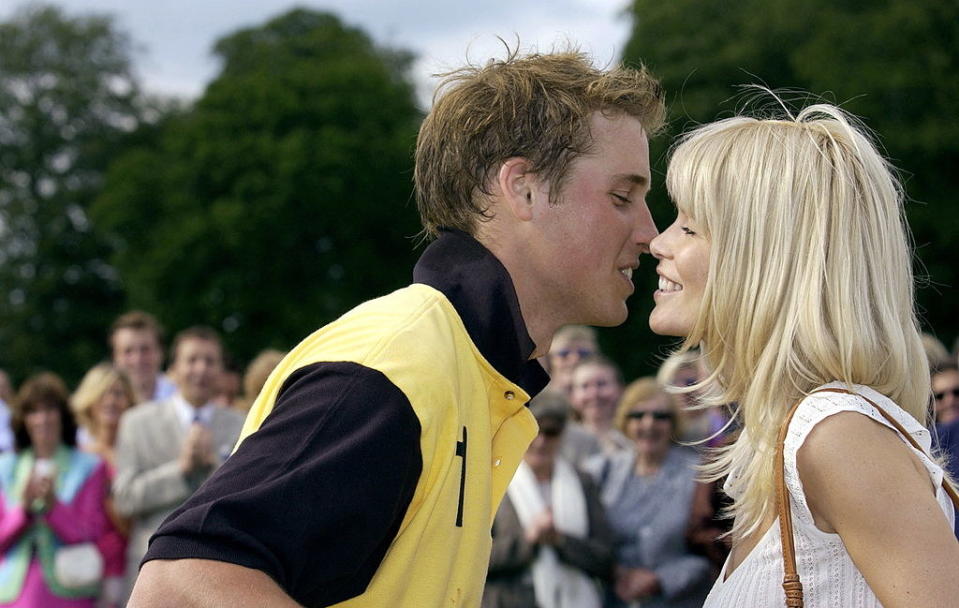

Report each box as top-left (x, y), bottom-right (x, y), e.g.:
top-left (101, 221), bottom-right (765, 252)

top-left (614, 565), bottom-right (661, 601)
top-left (22, 475), bottom-right (55, 513)
top-left (524, 508), bottom-right (558, 545)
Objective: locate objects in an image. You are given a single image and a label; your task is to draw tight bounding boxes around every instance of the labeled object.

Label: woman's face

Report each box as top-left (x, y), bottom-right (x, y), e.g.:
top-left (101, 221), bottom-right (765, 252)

top-left (25, 401), bottom-right (62, 454)
top-left (93, 380), bottom-right (131, 432)
top-left (524, 419), bottom-right (564, 475)
top-left (649, 210), bottom-right (710, 337)
top-left (624, 394), bottom-right (674, 460)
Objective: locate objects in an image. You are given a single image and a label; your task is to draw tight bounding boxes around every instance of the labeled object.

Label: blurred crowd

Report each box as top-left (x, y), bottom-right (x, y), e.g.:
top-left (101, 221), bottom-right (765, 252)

top-left (0, 311), bottom-right (284, 608)
top-left (0, 315), bottom-right (955, 607)
top-left (481, 325), bottom-right (959, 608)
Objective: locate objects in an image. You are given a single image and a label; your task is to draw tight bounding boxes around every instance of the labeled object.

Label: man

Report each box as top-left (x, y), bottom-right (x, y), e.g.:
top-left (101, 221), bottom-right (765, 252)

top-left (109, 311), bottom-right (177, 403)
top-left (545, 324), bottom-right (600, 397)
top-left (114, 326), bottom-right (245, 596)
top-left (932, 361), bottom-right (959, 425)
top-left (565, 355), bottom-right (630, 464)
top-left (131, 48), bottom-right (664, 607)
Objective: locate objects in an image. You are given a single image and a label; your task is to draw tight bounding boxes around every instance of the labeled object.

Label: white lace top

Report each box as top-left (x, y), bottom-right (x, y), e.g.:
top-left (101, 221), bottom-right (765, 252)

top-left (703, 382), bottom-right (956, 607)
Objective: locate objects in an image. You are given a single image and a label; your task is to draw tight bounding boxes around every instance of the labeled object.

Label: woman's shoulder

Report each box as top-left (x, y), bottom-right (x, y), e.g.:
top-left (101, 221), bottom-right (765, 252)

top-left (785, 384), bottom-right (946, 530)
top-left (789, 383), bottom-right (925, 446)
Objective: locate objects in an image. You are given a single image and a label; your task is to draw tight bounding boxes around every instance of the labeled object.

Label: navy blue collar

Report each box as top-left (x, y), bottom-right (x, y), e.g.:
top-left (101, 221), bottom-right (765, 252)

top-left (413, 229), bottom-right (549, 397)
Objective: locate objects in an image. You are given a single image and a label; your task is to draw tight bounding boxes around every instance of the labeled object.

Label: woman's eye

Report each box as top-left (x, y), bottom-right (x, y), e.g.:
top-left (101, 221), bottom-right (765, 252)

top-left (681, 226), bottom-right (696, 236)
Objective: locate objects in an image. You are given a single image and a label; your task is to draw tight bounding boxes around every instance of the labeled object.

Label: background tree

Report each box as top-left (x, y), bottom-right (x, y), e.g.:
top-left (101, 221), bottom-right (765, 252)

top-left (93, 8), bottom-right (423, 367)
top-left (0, 5), bottom-right (146, 384)
top-left (606, 0), bottom-right (959, 378)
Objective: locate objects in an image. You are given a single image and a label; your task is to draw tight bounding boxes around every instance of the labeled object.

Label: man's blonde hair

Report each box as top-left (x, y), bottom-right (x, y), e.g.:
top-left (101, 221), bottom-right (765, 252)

top-left (415, 46), bottom-right (665, 238)
top-left (666, 101), bottom-right (929, 539)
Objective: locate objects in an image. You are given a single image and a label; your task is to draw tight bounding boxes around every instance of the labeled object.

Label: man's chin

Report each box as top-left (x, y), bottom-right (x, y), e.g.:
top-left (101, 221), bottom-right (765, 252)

top-left (586, 306), bottom-right (629, 328)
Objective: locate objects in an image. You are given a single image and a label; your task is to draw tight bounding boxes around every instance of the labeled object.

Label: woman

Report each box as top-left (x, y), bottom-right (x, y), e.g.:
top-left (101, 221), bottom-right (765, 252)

top-left (483, 392), bottom-right (613, 608)
top-left (71, 364), bottom-right (136, 608)
top-left (657, 350), bottom-right (730, 445)
top-left (650, 102), bottom-right (959, 606)
top-left (586, 377), bottom-right (712, 607)
top-left (235, 349), bottom-right (285, 412)
top-left (0, 373), bottom-right (108, 607)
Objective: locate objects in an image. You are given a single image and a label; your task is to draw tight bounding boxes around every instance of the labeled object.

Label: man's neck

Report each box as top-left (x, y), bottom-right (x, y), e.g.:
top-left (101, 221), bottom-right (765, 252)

top-left (136, 376), bottom-right (157, 402)
top-left (179, 393), bottom-right (208, 409)
top-left (474, 229), bottom-right (560, 360)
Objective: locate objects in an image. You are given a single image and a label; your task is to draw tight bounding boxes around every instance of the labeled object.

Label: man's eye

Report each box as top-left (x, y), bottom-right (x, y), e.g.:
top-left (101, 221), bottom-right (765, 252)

top-left (612, 193), bottom-right (631, 205)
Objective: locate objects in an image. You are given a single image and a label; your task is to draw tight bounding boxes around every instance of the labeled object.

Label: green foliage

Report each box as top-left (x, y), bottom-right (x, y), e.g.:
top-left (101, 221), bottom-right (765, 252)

top-left (609, 0), bottom-right (959, 379)
top-left (93, 9), bottom-right (423, 367)
top-left (0, 5), bottom-right (146, 385)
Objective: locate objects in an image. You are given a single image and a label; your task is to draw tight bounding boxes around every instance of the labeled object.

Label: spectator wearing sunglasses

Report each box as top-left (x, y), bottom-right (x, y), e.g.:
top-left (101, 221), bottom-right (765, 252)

top-left (932, 361), bottom-right (959, 425)
top-left (585, 377), bottom-right (711, 608)
top-left (544, 325), bottom-right (599, 399)
top-left (658, 350), bottom-right (730, 445)
top-left (484, 392), bottom-right (614, 608)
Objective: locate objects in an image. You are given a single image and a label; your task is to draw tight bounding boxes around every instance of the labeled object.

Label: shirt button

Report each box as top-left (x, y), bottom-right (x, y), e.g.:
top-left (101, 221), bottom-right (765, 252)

top-left (504, 391), bottom-right (515, 400)
top-left (493, 458), bottom-right (502, 467)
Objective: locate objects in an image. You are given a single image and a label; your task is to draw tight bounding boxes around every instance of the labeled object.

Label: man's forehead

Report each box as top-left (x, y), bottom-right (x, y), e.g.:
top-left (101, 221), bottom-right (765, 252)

top-left (115, 327), bottom-right (160, 347)
top-left (585, 113), bottom-right (650, 176)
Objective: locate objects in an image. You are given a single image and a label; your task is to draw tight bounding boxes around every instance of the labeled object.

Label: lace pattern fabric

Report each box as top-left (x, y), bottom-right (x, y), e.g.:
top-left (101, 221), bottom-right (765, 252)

top-left (704, 383), bottom-right (955, 607)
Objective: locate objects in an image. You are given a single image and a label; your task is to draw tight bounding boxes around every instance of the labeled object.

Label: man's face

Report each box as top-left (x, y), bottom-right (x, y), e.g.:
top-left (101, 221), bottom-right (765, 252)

top-left (530, 112), bottom-right (657, 327)
top-left (547, 337), bottom-right (596, 377)
top-left (933, 369), bottom-right (959, 425)
top-left (570, 362), bottom-right (623, 425)
top-left (169, 338), bottom-right (223, 406)
top-left (0, 371), bottom-right (12, 403)
top-left (112, 328), bottom-right (163, 385)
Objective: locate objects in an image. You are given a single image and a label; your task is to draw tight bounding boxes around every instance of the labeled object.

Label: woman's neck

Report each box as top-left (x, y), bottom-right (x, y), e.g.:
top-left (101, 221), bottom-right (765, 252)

top-left (93, 425), bottom-right (118, 449)
top-left (634, 449), bottom-right (667, 476)
top-left (531, 462), bottom-right (554, 482)
top-left (583, 419), bottom-right (612, 435)
top-left (33, 442), bottom-right (57, 459)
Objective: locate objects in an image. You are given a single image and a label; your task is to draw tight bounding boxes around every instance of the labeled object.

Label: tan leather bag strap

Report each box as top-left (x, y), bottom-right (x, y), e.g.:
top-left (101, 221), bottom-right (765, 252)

top-left (775, 388), bottom-right (959, 608)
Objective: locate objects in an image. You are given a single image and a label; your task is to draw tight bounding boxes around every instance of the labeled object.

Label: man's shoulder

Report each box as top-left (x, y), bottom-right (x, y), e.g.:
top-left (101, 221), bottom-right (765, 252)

top-left (213, 405), bottom-right (246, 428)
top-left (293, 284), bottom-right (465, 368)
top-left (122, 398), bottom-right (174, 427)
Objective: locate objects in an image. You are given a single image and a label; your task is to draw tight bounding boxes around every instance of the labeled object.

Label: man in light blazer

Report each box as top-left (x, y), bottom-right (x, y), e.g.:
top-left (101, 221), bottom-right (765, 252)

top-left (113, 326), bottom-right (245, 597)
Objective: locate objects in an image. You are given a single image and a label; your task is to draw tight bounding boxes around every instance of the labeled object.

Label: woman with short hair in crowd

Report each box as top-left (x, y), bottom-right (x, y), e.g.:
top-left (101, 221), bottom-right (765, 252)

top-left (0, 372), bottom-right (108, 607)
top-left (483, 392), bottom-right (614, 608)
top-left (586, 377), bottom-right (712, 607)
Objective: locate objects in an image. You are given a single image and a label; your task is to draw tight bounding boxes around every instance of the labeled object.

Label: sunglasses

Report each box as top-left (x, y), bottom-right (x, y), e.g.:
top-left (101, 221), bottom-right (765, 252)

top-left (538, 425), bottom-right (563, 438)
top-left (626, 410), bottom-right (673, 422)
top-left (934, 387), bottom-right (959, 401)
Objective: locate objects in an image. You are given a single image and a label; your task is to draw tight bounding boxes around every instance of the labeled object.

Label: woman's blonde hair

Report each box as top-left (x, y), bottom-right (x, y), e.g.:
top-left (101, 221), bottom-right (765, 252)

top-left (666, 101), bottom-right (929, 539)
top-left (70, 363), bottom-right (135, 433)
top-left (236, 349), bottom-right (287, 412)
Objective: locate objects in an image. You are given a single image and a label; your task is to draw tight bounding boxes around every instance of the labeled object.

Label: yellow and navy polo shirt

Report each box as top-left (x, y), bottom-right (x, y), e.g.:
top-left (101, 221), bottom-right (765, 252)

top-left (143, 230), bottom-right (549, 607)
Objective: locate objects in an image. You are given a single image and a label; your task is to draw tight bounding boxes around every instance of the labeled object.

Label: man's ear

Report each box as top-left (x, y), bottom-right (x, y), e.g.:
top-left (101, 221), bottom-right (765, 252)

top-left (496, 157), bottom-right (538, 222)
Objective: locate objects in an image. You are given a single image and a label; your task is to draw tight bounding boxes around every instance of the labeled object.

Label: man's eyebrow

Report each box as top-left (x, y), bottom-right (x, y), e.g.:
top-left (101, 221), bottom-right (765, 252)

top-left (613, 173), bottom-right (649, 188)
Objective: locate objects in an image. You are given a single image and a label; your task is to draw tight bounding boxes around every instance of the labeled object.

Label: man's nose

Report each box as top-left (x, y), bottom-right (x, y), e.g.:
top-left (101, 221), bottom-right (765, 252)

top-left (633, 202), bottom-right (659, 253)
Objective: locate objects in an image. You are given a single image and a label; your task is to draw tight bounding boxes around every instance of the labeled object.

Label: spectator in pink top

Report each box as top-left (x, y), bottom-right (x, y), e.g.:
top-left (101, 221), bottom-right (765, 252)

top-left (0, 373), bottom-right (108, 607)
